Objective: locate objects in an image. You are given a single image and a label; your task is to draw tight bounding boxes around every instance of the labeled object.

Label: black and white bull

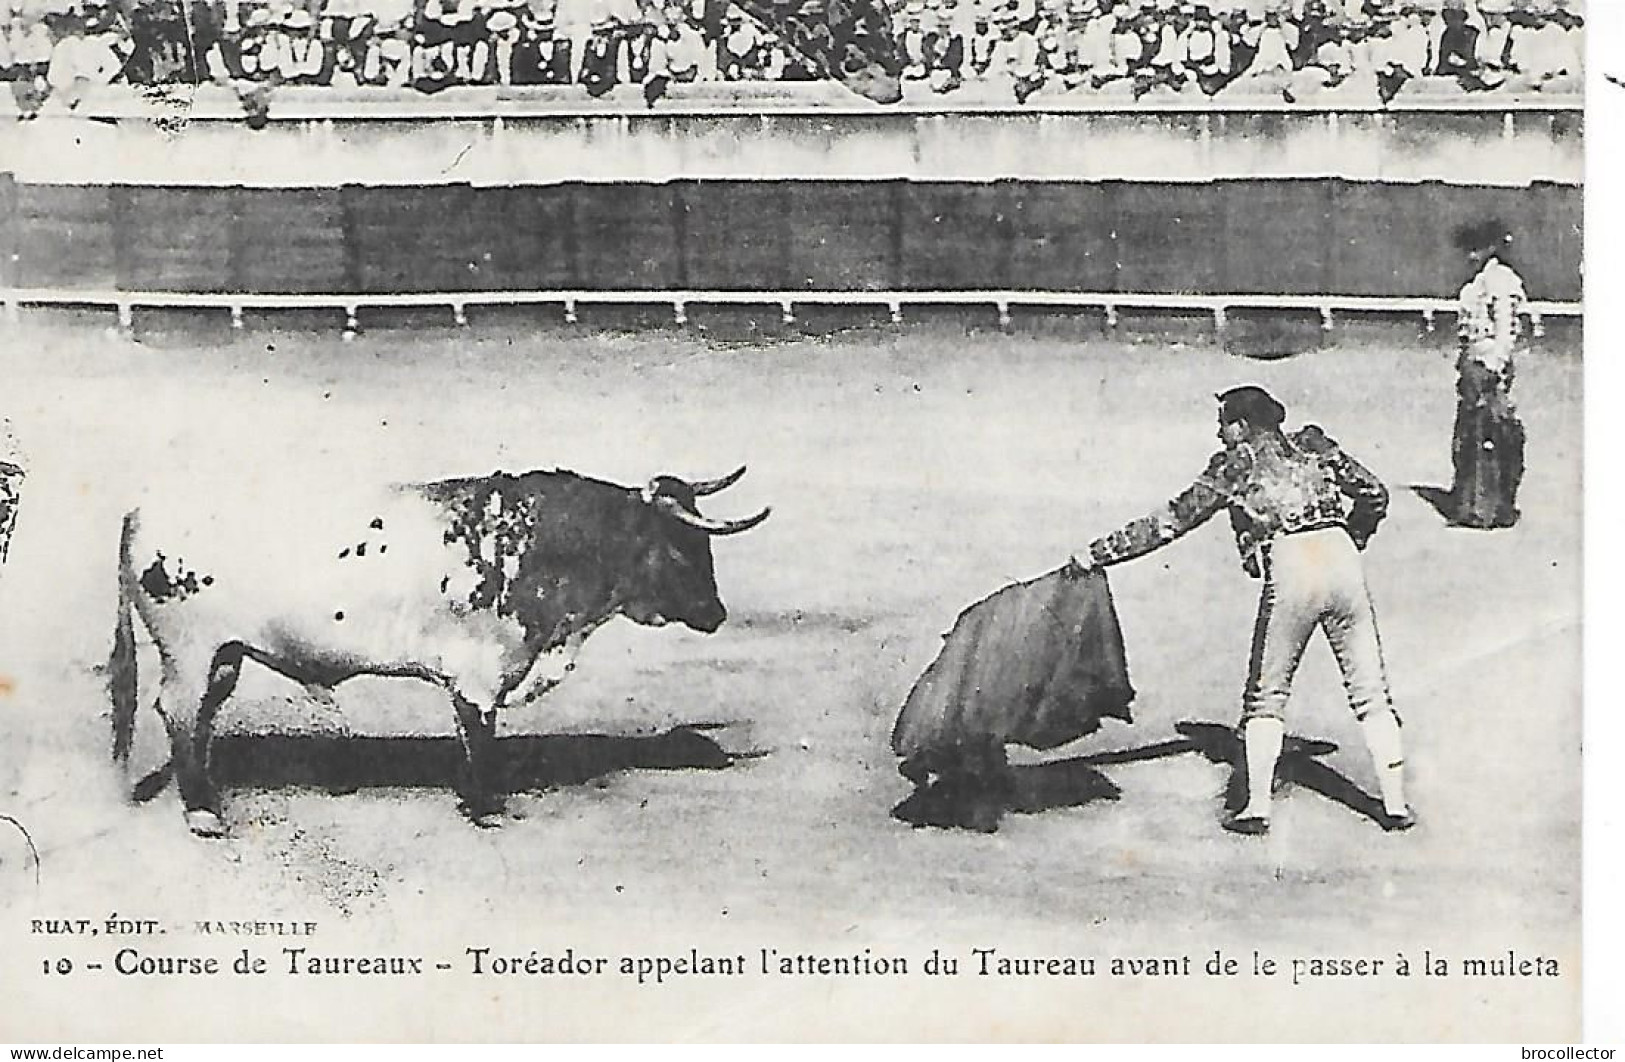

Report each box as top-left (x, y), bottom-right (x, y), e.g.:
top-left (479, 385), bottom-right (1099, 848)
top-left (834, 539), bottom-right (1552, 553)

top-left (107, 466), bottom-right (768, 837)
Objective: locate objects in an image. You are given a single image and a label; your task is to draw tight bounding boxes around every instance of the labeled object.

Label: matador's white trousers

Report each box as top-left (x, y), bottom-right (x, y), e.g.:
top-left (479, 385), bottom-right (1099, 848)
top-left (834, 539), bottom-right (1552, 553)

top-left (1241, 527), bottom-right (1396, 725)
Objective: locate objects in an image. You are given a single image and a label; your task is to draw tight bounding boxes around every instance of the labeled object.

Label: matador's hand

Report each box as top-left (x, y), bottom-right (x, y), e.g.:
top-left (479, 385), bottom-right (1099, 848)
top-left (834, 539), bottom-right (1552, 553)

top-left (1062, 555), bottom-right (1097, 581)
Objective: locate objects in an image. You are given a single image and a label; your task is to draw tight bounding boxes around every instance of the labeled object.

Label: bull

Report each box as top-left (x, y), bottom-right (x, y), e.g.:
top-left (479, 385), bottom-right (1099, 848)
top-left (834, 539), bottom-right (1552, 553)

top-left (107, 465), bottom-right (768, 837)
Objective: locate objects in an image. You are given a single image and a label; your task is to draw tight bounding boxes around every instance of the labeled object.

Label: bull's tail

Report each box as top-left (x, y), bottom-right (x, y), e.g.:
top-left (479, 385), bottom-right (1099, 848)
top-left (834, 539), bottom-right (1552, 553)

top-left (109, 510), bottom-right (176, 801)
top-left (109, 510), bottom-right (140, 767)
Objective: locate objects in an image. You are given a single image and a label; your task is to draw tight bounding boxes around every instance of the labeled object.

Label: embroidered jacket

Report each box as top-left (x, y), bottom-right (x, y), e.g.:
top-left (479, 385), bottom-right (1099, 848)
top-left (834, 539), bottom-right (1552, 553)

top-left (1087, 426), bottom-right (1389, 579)
top-left (0, 418), bottom-right (22, 568)
top-left (0, 418), bottom-right (22, 479)
top-left (1457, 256), bottom-right (1527, 375)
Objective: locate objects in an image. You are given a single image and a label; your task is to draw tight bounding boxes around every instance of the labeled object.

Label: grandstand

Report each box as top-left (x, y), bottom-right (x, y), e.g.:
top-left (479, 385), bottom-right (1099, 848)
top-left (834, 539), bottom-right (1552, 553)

top-left (1, 0), bottom-right (1585, 119)
top-left (0, 0), bottom-right (1582, 337)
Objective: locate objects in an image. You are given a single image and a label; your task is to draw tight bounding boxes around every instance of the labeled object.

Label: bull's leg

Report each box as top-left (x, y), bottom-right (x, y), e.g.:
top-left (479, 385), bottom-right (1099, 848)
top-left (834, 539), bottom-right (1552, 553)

top-left (156, 644), bottom-right (245, 838)
top-left (451, 693), bottom-right (504, 826)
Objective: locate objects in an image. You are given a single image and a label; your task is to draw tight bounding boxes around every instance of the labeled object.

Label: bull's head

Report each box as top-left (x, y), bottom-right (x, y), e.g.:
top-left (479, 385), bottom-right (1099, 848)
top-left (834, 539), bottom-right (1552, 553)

top-left (627, 466), bottom-right (769, 633)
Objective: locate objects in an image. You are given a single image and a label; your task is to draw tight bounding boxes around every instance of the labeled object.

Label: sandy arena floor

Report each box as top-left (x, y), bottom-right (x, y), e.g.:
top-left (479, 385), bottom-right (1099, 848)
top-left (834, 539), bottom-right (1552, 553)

top-left (0, 311), bottom-right (1584, 1041)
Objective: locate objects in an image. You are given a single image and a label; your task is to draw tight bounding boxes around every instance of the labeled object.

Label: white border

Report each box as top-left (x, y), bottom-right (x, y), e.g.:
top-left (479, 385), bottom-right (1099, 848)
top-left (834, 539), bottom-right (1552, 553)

top-left (1583, 0), bottom-right (1620, 1047)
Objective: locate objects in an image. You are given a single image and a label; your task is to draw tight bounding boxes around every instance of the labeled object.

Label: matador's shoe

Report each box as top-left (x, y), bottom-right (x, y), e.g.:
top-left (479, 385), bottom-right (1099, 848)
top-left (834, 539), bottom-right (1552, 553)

top-left (1378, 808), bottom-right (1419, 833)
top-left (1222, 813), bottom-right (1270, 836)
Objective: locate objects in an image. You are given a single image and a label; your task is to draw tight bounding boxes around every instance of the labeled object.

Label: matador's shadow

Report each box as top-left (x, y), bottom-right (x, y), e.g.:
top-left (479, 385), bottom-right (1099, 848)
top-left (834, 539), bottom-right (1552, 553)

top-left (1172, 721), bottom-right (1391, 826)
top-left (207, 725), bottom-right (739, 797)
top-left (1410, 484), bottom-right (1461, 525)
top-left (896, 721), bottom-right (1392, 828)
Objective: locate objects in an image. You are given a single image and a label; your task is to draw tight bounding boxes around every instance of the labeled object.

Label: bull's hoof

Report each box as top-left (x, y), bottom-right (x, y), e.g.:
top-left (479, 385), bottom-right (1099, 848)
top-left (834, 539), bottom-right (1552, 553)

top-left (185, 809), bottom-right (228, 838)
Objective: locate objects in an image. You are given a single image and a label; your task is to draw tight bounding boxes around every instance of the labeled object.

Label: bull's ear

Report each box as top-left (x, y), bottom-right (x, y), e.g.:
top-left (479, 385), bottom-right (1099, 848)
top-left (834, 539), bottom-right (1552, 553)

top-left (639, 480), bottom-right (660, 505)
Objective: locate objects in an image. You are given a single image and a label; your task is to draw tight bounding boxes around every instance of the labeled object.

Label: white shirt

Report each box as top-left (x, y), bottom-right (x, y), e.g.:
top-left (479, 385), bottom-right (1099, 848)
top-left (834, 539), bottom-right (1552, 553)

top-left (1250, 24), bottom-right (1295, 72)
top-left (1076, 15), bottom-right (1116, 70)
top-left (366, 35), bottom-right (411, 84)
top-left (724, 22), bottom-right (759, 58)
top-left (1150, 22), bottom-right (1181, 66)
top-left (552, 0), bottom-right (600, 31)
top-left (642, 33), bottom-right (669, 77)
top-left (760, 39), bottom-right (785, 78)
top-left (86, 32), bottom-right (126, 80)
top-left (286, 34), bottom-right (327, 78)
top-left (370, 0), bottom-right (415, 26)
top-left (900, 25), bottom-right (928, 68)
top-left (1512, 22), bottom-right (1578, 77)
top-left (967, 25), bottom-right (1000, 71)
top-left (1458, 257), bottom-right (1527, 373)
top-left (14, 21), bottom-right (53, 65)
top-left (205, 39), bottom-right (230, 79)
top-left (0, 417), bottom-right (22, 563)
top-left (1110, 24), bottom-right (1142, 67)
top-left (1382, 17), bottom-right (1432, 73)
top-left (1477, 20), bottom-right (1511, 66)
top-left (1565, 26), bottom-right (1584, 74)
top-left (667, 23), bottom-right (706, 72)
top-left (1182, 24), bottom-right (1231, 73)
top-left (1001, 29), bottom-right (1040, 76)
top-left (1312, 37), bottom-right (1349, 73)
top-left (454, 37), bottom-right (488, 80)
top-left (413, 39), bottom-right (453, 79)
top-left (46, 34), bottom-right (81, 88)
top-left (0, 419), bottom-right (23, 472)
top-left (47, 34), bottom-right (123, 88)
top-left (1042, 36), bottom-right (1069, 72)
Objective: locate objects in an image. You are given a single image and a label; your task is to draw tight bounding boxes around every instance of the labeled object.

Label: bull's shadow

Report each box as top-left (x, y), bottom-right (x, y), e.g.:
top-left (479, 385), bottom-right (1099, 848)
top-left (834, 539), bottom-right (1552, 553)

top-left (208, 725), bottom-right (737, 797)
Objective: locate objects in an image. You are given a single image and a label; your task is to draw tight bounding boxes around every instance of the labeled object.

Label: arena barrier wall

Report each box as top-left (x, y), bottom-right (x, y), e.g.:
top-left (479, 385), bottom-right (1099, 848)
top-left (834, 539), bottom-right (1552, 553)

top-left (0, 176), bottom-right (1582, 304)
top-left (0, 102), bottom-right (1581, 187)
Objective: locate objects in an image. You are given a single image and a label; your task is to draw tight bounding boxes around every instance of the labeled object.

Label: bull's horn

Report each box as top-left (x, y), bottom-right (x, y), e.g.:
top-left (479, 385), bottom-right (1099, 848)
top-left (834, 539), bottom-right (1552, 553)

top-left (689, 466), bottom-right (747, 497)
top-left (655, 496), bottom-right (771, 536)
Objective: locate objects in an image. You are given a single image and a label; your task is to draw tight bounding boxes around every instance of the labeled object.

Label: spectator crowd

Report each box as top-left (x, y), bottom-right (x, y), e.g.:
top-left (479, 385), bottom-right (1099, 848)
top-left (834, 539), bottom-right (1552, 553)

top-left (0, 0), bottom-right (1585, 121)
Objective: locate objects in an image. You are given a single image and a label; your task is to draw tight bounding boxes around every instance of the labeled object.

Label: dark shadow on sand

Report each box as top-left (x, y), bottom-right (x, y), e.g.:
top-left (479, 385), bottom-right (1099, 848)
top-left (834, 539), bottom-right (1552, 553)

top-left (891, 756), bottom-right (1126, 832)
top-left (1174, 721), bottom-right (1389, 826)
top-left (889, 737), bottom-right (1188, 831)
top-left (1013, 726), bottom-right (1349, 817)
top-left (1411, 483), bottom-right (1518, 531)
top-left (893, 722), bottom-right (1391, 832)
top-left (1411, 484), bottom-right (1459, 524)
top-left (1005, 736), bottom-right (1209, 814)
top-left (209, 726), bottom-right (737, 796)
top-left (1007, 759), bottom-right (1123, 814)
